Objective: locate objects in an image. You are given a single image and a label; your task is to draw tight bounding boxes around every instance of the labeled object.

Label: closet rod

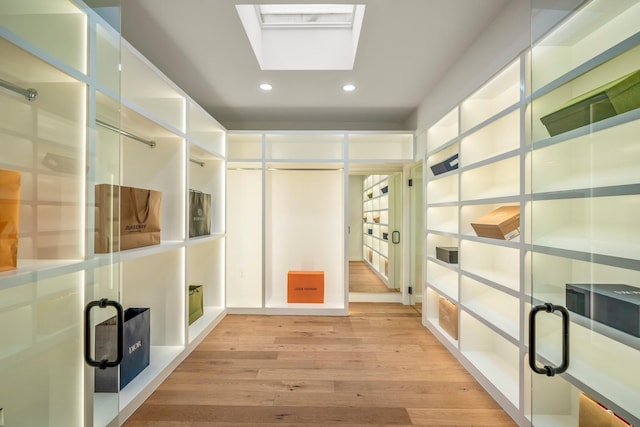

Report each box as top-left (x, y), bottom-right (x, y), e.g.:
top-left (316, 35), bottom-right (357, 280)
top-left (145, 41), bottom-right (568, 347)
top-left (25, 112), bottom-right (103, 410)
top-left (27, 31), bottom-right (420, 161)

top-left (0, 78), bottom-right (38, 101)
top-left (190, 158), bottom-right (205, 167)
top-left (96, 119), bottom-right (156, 148)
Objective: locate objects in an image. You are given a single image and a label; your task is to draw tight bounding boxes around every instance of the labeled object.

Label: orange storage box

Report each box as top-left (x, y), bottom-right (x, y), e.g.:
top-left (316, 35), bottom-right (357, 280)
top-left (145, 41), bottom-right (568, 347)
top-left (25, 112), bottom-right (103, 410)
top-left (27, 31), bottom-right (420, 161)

top-left (287, 271), bottom-right (325, 303)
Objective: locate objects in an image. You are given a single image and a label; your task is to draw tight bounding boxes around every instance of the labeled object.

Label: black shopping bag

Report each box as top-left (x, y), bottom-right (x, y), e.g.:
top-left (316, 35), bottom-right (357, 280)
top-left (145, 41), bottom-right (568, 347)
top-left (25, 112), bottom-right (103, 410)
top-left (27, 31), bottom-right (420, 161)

top-left (95, 307), bottom-right (150, 392)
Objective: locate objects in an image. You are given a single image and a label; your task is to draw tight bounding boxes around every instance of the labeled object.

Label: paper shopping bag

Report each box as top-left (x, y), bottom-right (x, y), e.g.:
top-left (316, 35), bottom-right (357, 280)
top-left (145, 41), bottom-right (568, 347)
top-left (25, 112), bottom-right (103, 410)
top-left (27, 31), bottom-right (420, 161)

top-left (95, 307), bottom-right (150, 392)
top-left (95, 184), bottom-right (162, 253)
top-left (188, 190), bottom-right (211, 238)
top-left (189, 284), bottom-right (204, 324)
top-left (0, 169), bottom-right (20, 271)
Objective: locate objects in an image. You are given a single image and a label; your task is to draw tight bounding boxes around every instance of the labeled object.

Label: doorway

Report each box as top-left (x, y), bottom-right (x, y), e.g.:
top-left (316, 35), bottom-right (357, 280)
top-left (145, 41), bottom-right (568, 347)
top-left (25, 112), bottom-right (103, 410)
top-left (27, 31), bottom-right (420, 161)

top-left (348, 171), bottom-right (403, 302)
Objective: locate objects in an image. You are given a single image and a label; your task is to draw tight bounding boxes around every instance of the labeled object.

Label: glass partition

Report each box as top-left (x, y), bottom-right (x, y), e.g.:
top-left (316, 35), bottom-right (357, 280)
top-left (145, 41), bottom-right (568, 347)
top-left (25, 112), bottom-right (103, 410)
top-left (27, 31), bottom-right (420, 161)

top-left (529, 1), bottom-right (640, 426)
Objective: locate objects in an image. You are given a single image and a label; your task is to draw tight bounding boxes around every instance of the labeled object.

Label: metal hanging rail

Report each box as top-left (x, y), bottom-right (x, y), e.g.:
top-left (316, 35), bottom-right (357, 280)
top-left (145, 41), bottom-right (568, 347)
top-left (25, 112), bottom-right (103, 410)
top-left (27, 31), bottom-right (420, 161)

top-left (0, 78), bottom-right (38, 101)
top-left (190, 158), bottom-right (205, 167)
top-left (96, 119), bottom-right (156, 148)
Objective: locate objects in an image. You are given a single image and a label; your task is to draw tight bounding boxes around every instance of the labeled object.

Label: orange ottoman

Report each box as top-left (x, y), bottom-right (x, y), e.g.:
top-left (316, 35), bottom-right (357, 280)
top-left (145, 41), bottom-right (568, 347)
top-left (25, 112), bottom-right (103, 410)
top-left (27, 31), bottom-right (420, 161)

top-left (287, 271), bottom-right (324, 303)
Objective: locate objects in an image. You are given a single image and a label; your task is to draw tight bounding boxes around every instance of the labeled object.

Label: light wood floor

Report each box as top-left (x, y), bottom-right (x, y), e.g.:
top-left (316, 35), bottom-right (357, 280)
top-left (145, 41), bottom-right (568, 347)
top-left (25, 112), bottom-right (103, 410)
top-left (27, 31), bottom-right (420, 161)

top-left (349, 261), bottom-right (398, 293)
top-left (124, 303), bottom-right (515, 426)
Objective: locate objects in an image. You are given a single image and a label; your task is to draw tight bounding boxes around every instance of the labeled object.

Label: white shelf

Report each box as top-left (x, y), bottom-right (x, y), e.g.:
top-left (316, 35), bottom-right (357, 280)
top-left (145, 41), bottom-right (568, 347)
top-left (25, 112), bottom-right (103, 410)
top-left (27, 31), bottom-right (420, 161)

top-left (533, 227), bottom-right (639, 262)
top-left (461, 276), bottom-right (520, 339)
top-left (425, 288), bottom-right (459, 346)
top-left (188, 306), bottom-right (225, 345)
top-left (531, 0), bottom-right (640, 93)
top-left (121, 41), bottom-right (186, 134)
top-left (348, 132), bottom-right (413, 161)
top-left (425, 233), bottom-right (458, 262)
top-left (188, 101), bottom-right (225, 156)
top-left (115, 241), bottom-right (185, 263)
top-left (0, 0), bottom-right (88, 75)
top-left (425, 260), bottom-right (458, 301)
top-left (426, 107), bottom-right (459, 154)
top-left (426, 206), bottom-right (458, 234)
top-left (0, 258), bottom-right (84, 290)
top-left (460, 240), bottom-right (520, 292)
top-left (531, 43), bottom-right (640, 143)
top-left (266, 132), bottom-right (344, 160)
top-left (426, 174), bottom-right (458, 204)
top-left (226, 133), bottom-right (262, 160)
top-left (529, 116), bottom-right (640, 193)
top-left (460, 156), bottom-right (520, 201)
top-left (426, 142), bottom-right (459, 177)
top-left (461, 109), bottom-right (520, 168)
top-left (93, 392), bottom-right (118, 427)
top-left (460, 59), bottom-right (520, 133)
top-left (460, 312), bottom-right (519, 408)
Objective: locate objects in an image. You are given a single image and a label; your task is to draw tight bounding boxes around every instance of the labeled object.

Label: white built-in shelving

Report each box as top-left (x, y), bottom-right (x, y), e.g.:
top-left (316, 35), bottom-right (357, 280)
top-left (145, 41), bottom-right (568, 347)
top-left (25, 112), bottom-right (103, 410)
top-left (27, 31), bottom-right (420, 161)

top-left (0, 2), bottom-right (226, 425)
top-left (225, 131), bottom-right (413, 314)
top-left (362, 174), bottom-right (391, 283)
top-left (422, 52), bottom-right (525, 425)
top-left (422, 0), bottom-right (640, 425)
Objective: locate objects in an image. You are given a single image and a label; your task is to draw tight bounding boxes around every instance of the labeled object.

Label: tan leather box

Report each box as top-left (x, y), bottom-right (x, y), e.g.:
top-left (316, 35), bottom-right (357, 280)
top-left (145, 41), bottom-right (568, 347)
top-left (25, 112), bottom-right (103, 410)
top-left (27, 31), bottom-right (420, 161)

top-left (471, 206), bottom-right (520, 240)
top-left (579, 393), bottom-right (630, 427)
top-left (438, 297), bottom-right (458, 340)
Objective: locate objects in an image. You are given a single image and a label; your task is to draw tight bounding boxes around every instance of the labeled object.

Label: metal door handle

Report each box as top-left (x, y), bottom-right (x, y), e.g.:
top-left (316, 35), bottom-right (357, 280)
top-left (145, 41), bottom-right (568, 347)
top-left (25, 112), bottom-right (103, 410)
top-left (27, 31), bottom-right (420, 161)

top-left (528, 303), bottom-right (570, 376)
top-left (392, 231), bottom-right (400, 244)
top-left (84, 298), bottom-right (124, 369)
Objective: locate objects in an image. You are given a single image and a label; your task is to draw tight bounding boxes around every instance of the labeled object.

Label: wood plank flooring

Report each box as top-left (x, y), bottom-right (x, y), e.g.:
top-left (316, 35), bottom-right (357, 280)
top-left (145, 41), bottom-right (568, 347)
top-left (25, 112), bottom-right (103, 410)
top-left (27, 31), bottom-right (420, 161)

top-left (349, 261), bottom-right (397, 293)
top-left (123, 303), bottom-right (516, 427)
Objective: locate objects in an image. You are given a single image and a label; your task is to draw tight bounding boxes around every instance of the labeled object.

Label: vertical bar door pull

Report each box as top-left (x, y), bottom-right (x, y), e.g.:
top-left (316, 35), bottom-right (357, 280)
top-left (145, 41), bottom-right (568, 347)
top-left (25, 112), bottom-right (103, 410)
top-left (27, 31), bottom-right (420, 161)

top-left (84, 298), bottom-right (124, 369)
top-left (529, 303), bottom-right (570, 376)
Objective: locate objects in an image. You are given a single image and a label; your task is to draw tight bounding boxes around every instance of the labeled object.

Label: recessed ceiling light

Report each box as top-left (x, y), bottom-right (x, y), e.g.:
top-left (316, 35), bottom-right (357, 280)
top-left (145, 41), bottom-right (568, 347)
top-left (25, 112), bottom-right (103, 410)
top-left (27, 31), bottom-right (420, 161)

top-left (342, 84), bottom-right (356, 92)
top-left (260, 83), bottom-right (273, 91)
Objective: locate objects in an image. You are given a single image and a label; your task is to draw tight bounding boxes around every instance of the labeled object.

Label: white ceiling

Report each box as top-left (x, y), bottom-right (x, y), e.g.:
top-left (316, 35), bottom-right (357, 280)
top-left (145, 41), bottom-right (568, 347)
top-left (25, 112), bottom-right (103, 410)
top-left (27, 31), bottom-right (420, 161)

top-left (121, 0), bottom-right (512, 131)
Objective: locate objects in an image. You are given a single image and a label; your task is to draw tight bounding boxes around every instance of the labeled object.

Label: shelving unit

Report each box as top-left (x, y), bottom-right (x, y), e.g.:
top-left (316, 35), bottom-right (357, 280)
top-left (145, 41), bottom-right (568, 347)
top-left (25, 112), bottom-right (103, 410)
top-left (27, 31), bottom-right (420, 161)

top-left (527, 1), bottom-right (640, 425)
top-left (0, 2), bottom-right (226, 426)
top-left (423, 50), bottom-right (527, 424)
top-left (422, 1), bottom-right (640, 426)
top-left (362, 174), bottom-right (391, 283)
top-left (226, 131), bottom-right (413, 313)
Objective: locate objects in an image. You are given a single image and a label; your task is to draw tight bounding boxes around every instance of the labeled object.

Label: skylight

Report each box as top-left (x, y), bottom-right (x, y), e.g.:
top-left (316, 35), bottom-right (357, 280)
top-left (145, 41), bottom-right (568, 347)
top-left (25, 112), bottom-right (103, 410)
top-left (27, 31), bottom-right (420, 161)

top-left (236, 3), bottom-right (366, 70)
top-left (257, 4), bottom-right (356, 28)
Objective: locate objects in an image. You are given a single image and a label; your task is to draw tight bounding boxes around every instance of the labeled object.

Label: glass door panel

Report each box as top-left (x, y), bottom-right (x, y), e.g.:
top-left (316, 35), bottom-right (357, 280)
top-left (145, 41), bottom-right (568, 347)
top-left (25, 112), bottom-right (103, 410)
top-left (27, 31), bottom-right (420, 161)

top-left (89, 3), bottom-right (122, 425)
top-left (409, 163), bottom-right (423, 307)
top-left (530, 1), bottom-right (640, 426)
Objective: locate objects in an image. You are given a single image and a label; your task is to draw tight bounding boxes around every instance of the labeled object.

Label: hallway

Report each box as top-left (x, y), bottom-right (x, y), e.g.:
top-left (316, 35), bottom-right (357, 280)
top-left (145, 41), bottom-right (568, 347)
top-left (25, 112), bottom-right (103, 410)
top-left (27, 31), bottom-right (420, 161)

top-left (348, 261), bottom-right (397, 293)
top-left (124, 303), bottom-right (515, 426)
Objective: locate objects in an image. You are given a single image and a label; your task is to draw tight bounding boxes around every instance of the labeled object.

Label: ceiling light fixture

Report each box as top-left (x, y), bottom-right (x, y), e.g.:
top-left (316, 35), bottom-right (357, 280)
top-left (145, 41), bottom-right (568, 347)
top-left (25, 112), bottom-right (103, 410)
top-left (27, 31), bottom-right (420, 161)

top-left (342, 84), bottom-right (356, 92)
top-left (260, 83), bottom-right (273, 91)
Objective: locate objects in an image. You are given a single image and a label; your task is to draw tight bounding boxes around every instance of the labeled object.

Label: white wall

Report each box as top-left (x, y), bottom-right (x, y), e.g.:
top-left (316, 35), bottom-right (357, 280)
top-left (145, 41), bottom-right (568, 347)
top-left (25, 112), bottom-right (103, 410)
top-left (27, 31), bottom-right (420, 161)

top-left (265, 169), bottom-right (345, 308)
top-left (408, 0), bottom-right (530, 135)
